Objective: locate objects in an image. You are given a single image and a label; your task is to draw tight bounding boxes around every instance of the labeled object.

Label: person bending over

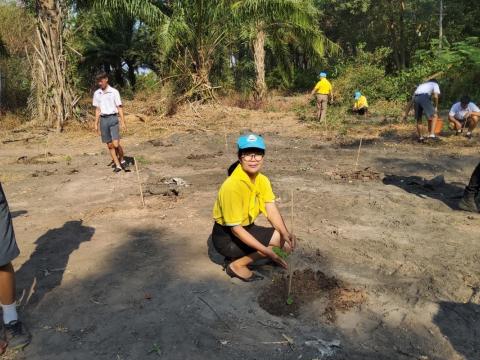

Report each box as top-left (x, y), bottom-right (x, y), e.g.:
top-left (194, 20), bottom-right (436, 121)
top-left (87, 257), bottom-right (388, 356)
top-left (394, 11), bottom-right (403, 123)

top-left (93, 72), bottom-right (129, 173)
top-left (448, 95), bottom-right (480, 139)
top-left (211, 134), bottom-right (296, 282)
top-left (404, 79), bottom-right (441, 143)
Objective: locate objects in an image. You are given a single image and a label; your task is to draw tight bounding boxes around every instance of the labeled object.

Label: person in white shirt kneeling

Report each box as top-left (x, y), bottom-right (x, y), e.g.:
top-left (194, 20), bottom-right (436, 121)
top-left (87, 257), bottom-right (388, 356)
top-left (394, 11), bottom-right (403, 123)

top-left (448, 95), bottom-right (480, 139)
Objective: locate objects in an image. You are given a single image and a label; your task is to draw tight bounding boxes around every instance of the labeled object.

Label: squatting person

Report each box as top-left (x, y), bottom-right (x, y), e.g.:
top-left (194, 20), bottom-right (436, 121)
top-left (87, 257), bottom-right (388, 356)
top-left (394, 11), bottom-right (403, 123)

top-left (404, 79), bottom-right (441, 143)
top-left (93, 72), bottom-right (128, 173)
top-left (352, 91), bottom-right (368, 117)
top-left (211, 134), bottom-right (296, 282)
top-left (310, 72), bottom-right (333, 123)
top-left (448, 95), bottom-right (480, 139)
top-left (0, 183), bottom-right (30, 352)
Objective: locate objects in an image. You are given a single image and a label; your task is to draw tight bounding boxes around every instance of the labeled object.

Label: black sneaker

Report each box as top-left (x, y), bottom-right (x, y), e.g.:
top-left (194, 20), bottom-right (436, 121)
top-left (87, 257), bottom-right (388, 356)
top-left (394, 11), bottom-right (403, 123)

top-left (427, 136), bottom-right (441, 142)
top-left (466, 132), bottom-right (473, 139)
top-left (107, 160), bottom-right (115, 167)
top-left (120, 161), bottom-right (131, 172)
top-left (418, 137), bottom-right (426, 143)
top-left (113, 167), bottom-right (122, 173)
top-left (3, 321), bottom-right (31, 350)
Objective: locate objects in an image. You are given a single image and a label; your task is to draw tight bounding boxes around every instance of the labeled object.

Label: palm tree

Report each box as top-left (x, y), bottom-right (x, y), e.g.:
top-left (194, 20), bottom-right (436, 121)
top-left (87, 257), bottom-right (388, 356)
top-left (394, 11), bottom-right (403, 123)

top-left (154, 0), bottom-right (232, 100)
top-left (232, 0), bottom-right (338, 101)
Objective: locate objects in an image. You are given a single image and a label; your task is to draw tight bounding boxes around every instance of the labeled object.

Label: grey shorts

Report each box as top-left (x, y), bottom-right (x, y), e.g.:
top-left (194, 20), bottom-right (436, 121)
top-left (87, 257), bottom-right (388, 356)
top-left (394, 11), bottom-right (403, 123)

top-left (0, 184), bottom-right (20, 267)
top-left (414, 94), bottom-right (435, 121)
top-left (100, 115), bottom-right (120, 144)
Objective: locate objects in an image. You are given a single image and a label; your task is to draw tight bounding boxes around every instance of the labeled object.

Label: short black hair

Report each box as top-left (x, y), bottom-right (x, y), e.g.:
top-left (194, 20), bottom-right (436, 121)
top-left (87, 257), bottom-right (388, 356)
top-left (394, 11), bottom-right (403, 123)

top-left (460, 95), bottom-right (471, 104)
top-left (95, 72), bottom-right (108, 81)
top-left (427, 78), bottom-right (438, 84)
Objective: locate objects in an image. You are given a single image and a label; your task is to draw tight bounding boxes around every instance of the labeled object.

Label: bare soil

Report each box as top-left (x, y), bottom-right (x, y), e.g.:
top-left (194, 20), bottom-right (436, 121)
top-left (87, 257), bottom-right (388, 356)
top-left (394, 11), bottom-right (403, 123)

top-left (258, 269), bottom-right (366, 321)
top-left (0, 96), bottom-right (479, 359)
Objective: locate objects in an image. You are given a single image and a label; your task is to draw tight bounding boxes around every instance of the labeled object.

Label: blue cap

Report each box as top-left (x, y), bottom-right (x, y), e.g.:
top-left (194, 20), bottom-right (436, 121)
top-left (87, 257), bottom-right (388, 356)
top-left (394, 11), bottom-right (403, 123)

top-left (354, 91), bottom-right (361, 100)
top-left (237, 134), bottom-right (266, 151)
top-left (319, 72), bottom-right (327, 78)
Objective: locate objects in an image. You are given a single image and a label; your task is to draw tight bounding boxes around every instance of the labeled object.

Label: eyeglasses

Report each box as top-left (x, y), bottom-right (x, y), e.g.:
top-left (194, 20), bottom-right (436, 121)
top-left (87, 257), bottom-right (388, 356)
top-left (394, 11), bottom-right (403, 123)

top-left (241, 153), bottom-right (264, 161)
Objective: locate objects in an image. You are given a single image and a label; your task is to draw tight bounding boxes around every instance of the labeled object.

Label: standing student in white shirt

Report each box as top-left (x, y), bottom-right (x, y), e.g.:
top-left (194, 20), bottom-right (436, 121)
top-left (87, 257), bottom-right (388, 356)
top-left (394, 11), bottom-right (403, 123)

top-left (448, 95), bottom-right (480, 139)
top-left (404, 79), bottom-right (441, 143)
top-left (93, 73), bottom-right (128, 173)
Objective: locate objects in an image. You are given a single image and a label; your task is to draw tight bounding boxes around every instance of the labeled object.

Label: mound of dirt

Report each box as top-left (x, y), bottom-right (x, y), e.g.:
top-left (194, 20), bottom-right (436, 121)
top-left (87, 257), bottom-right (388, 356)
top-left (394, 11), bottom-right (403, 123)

top-left (258, 269), bottom-right (366, 321)
top-left (326, 167), bottom-right (382, 182)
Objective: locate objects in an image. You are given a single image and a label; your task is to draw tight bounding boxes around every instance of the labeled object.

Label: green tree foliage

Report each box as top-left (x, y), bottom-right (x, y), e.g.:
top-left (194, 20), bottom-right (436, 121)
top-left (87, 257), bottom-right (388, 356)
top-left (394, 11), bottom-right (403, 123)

top-left (0, 3), bottom-right (34, 111)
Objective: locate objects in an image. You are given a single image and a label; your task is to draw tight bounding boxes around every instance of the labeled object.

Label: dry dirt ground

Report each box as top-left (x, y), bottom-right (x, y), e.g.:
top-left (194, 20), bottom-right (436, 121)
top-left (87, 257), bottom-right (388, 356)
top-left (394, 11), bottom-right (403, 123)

top-left (0, 97), bottom-right (479, 360)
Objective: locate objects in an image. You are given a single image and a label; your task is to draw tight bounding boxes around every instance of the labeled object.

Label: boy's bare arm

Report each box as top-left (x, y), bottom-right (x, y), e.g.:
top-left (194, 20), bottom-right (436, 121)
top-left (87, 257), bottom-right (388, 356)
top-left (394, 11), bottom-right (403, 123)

top-left (117, 107), bottom-right (127, 131)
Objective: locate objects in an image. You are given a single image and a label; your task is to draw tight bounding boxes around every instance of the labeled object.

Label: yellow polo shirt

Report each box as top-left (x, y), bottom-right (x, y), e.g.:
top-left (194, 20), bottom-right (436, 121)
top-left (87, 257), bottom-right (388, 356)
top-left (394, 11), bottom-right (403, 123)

top-left (313, 78), bottom-right (332, 95)
top-left (213, 164), bottom-right (276, 226)
top-left (354, 95), bottom-right (368, 109)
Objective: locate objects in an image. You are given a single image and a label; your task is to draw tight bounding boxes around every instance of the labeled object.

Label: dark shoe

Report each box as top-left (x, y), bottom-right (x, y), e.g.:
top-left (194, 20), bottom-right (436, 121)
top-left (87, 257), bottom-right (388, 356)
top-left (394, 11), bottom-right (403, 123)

top-left (225, 265), bottom-right (264, 282)
top-left (427, 136), bottom-right (441, 142)
top-left (222, 257), bottom-right (233, 271)
top-left (113, 167), bottom-right (122, 173)
top-left (458, 188), bottom-right (479, 213)
top-left (418, 137), bottom-right (426, 143)
top-left (121, 162), bottom-right (131, 172)
top-left (466, 132), bottom-right (473, 139)
top-left (3, 321), bottom-right (31, 350)
top-left (107, 160), bottom-right (115, 167)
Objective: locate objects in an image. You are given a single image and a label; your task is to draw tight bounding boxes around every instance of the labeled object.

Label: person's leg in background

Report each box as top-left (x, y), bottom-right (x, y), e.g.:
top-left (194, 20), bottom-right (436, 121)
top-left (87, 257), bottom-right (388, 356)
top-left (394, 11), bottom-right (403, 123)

top-left (465, 115), bottom-right (479, 139)
top-left (448, 115), bottom-right (463, 134)
top-left (414, 98), bottom-right (425, 141)
top-left (319, 95), bottom-right (328, 123)
top-left (459, 161), bottom-right (480, 212)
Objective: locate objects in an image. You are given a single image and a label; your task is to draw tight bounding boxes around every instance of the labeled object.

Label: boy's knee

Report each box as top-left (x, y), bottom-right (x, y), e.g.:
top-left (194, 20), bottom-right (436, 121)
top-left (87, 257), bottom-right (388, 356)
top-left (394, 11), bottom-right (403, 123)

top-left (107, 143), bottom-right (114, 149)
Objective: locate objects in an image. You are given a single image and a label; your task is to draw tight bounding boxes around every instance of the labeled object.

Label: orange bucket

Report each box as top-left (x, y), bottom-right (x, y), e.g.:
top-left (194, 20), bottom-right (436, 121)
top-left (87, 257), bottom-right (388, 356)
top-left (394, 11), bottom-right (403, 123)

top-left (428, 117), bottom-right (443, 135)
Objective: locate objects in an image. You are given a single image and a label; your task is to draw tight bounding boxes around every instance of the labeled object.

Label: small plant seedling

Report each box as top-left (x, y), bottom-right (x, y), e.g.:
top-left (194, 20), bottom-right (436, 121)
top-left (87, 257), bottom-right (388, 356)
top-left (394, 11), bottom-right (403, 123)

top-left (286, 296), bottom-right (294, 305)
top-left (148, 343), bottom-right (162, 357)
top-left (273, 246), bottom-right (289, 260)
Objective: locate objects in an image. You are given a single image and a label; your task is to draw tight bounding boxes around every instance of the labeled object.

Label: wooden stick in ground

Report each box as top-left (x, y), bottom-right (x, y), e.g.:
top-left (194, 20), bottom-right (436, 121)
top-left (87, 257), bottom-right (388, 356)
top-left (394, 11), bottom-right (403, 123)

top-left (134, 157), bottom-right (145, 208)
top-left (354, 137), bottom-right (363, 171)
top-left (44, 133), bottom-right (49, 161)
top-left (287, 190), bottom-right (295, 300)
top-left (224, 124), bottom-right (228, 152)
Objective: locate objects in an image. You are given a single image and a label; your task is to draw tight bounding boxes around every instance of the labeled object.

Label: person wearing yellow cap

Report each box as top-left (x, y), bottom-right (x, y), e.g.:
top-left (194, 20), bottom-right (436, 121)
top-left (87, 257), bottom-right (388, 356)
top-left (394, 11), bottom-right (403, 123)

top-left (352, 91), bottom-right (368, 117)
top-left (310, 72), bottom-right (333, 122)
top-left (211, 134), bottom-right (296, 282)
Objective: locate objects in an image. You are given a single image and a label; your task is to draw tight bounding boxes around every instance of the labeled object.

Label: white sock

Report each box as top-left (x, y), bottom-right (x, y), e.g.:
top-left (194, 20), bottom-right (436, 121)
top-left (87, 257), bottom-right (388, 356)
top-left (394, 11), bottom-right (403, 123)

top-left (2, 303), bottom-right (18, 324)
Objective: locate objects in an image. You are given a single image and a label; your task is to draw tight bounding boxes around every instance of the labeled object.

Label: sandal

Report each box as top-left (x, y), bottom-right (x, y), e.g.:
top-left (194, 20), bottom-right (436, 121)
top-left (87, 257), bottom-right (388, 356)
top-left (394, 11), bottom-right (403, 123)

top-left (225, 265), bottom-right (264, 282)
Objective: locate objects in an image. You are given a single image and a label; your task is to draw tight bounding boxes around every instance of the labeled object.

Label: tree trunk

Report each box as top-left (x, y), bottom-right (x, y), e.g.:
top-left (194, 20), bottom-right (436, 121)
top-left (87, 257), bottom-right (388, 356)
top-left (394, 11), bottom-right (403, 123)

top-left (31, 0), bottom-right (76, 132)
top-left (253, 28), bottom-right (266, 102)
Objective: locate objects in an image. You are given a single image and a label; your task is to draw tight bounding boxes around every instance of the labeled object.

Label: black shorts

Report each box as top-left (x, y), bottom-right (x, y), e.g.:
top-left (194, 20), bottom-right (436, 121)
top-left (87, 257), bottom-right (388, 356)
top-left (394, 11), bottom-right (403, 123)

top-left (0, 184), bottom-right (20, 266)
top-left (211, 222), bottom-right (275, 259)
top-left (353, 107), bottom-right (367, 115)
